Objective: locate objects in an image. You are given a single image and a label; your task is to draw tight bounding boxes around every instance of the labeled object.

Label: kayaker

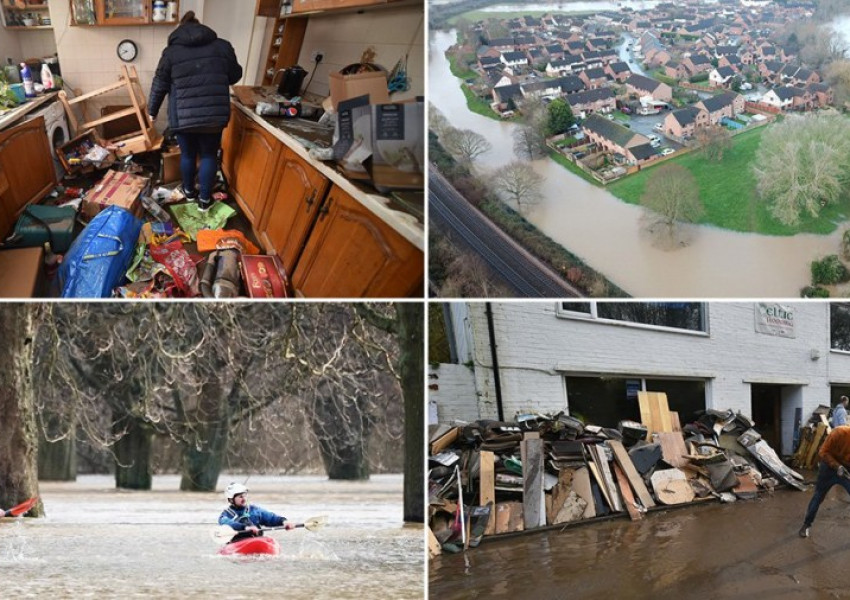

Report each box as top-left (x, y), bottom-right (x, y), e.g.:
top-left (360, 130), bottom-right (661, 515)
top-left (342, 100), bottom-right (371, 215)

top-left (219, 483), bottom-right (293, 542)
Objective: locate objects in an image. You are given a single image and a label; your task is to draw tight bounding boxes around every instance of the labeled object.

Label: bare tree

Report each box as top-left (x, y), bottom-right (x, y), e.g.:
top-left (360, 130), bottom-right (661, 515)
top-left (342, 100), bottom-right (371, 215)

top-left (641, 163), bottom-right (704, 243)
top-left (492, 161), bottom-right (545, 215)
top-left (825, 59), bottom-right (850, 110)
top-left (754, 113), bottom-right (850, 226)
top-left (695, 125), bottom-right (732, 161)
top-left (441, 127), bottom-right (492, 165)
top-left (429, 104), bottom-right (451, 136)
top-left (0, 305), bottom-right (42, 516)
top-left (512, 98), bottom-right (549, 160)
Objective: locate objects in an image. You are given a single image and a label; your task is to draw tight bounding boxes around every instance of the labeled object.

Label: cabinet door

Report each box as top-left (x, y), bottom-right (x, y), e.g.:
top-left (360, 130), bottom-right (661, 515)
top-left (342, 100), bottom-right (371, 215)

top-left (221, 107), bottom-right (243, 185)
top-left (0, 117), bottom-right (55, 239)
top-left (230, 120), bottom-right (280, 225)
top-left (291, 185), bottom-right (423, 298)
top-left (258, 148), bottom-right (329, 274)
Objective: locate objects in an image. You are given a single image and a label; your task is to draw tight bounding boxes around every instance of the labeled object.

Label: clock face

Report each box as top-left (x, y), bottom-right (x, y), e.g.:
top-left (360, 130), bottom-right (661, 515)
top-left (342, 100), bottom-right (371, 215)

top-left (117, 40), bottom-right (137, 62)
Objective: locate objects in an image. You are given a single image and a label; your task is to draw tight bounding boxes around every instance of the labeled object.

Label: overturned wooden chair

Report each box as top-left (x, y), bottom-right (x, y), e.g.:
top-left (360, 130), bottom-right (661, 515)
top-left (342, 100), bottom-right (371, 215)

top-left (58, 65), bottom-right (162, 157)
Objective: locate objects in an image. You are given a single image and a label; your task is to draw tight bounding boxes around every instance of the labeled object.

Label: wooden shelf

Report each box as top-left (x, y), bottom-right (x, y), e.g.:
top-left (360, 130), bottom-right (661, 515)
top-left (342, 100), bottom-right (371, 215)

top-left (278, 0), bottom-right (420, 19)
top-left (5, 25), bottom-right (51, 29)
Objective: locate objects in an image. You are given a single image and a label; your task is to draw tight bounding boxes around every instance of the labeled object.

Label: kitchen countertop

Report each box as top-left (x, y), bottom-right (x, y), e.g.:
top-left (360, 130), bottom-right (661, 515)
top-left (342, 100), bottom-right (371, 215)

top-left (230, 95), bottom-right (424, 253)
top-left (0, 92), bottom-right (59, 131)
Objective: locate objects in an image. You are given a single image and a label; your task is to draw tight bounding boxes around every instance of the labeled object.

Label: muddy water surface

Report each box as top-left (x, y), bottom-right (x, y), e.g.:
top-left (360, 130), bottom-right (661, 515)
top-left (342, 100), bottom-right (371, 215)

top-left (430, 487), bottom-right (850, 599)
top-left (0, 474), bottom-right (423, 599)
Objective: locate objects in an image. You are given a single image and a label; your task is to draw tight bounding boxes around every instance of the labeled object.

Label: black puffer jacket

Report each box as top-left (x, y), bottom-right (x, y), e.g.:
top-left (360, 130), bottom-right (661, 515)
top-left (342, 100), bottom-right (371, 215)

top-left (148, 22), bottom-right (242, 132)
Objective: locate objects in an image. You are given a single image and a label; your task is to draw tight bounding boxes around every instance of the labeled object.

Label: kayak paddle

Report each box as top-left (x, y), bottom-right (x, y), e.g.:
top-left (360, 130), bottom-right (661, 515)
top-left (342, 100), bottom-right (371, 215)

top-left (212, 515), bottom-right (328, 544)
top-left (5, 496), bottom-right (38, 517)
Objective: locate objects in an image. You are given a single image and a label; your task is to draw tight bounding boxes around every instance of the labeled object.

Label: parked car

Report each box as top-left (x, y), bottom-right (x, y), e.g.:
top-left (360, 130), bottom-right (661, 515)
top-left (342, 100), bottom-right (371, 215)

top-left (648, 134), bottom-right (661, 147)
top-left (653, 122), bottom-right (664, 131)
top-left (660, 147), bottom-right (674, 156)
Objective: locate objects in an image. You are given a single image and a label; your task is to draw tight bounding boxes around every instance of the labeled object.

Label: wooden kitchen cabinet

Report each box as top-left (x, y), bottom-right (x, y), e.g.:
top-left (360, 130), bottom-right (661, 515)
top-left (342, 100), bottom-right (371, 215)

top-left (258, 147), bottom-right (329, 274)
top-left (0, 117), bottom-right (56, 240)
top-left (228, 116), bottom-right (281, 225)
top-left (69, 0), bottom-right (180, 26)
top-left (221, 106), bottom-right (244, 184)
top-left (291, 184), bottom-right (423, 298)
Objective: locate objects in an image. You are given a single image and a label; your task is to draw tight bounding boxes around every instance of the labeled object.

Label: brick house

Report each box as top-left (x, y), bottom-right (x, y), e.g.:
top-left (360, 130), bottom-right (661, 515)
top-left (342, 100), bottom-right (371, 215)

top-left (696, 92), bottom-right (745, 123)
top-left (581, 113), bottom-right (654, 164)
top-left (625, 74), bottom-right (673, 102)
top-left (566, 87), bottom-right (617, 116)
top-left (664, 106), bottom-right (709, 139)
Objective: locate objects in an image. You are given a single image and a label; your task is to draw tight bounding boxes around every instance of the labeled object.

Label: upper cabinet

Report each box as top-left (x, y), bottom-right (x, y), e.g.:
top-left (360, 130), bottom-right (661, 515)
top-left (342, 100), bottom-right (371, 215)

top-left (1, 0), bottom-right (52, 30)
top-left (69, 0), bottom-right (180, 26)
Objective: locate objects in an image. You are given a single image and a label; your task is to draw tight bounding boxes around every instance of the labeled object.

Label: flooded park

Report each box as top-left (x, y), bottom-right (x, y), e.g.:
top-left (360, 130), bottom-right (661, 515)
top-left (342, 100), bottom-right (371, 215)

top-left (0, 474), bottom-right (423, 599)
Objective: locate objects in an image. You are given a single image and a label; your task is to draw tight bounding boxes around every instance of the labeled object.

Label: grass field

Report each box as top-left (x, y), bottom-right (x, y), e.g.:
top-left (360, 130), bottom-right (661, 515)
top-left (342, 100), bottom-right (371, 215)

top-left (607, 127), bottom-right (850, 236)
top-left (460, 85), bottom-right (500, 119)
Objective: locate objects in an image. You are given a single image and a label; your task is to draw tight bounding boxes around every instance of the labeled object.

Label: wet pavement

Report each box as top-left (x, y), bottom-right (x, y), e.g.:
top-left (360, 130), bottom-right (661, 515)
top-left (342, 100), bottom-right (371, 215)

top-left (430, 482), bottom-right (850, 599)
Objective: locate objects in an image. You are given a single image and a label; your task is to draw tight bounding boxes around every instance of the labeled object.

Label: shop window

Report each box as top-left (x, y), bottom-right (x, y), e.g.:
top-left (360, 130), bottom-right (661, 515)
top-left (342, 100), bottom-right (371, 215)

top-left (830, 303), bottom-right (850, 352)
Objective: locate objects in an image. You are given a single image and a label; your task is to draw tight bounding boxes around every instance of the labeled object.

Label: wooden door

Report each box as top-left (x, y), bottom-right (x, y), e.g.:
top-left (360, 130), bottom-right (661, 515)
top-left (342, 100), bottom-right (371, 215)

top-left (258, 148), bottom-right (329, 273)
top-left (291, 184), bottom-right (423, 298)
top-left (0, 117), bottom-right (56, 239)
top-left (230, 120), bottom-right (280, 225)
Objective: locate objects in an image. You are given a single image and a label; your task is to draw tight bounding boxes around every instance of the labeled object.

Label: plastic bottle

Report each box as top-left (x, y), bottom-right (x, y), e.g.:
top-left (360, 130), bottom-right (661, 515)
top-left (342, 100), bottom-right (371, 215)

top-left (20, 62), bottom-right (34, 97)
top-left (4, 58), bottom-right (20, 83)
top-left (152, 0), bottom-right (166, 22)
top-left (40, 63), bottom-right (53, 90)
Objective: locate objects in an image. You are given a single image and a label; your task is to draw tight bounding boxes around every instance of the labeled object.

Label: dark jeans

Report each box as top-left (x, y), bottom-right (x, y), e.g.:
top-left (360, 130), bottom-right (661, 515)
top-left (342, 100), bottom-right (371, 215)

top-left (175, 131), bottom-right (222, 201)
top-left (803, 461), bottom-right (850, 526)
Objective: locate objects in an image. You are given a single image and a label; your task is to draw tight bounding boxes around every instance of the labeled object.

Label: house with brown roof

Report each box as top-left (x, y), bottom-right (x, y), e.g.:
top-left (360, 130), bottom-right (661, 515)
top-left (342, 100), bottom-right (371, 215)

top-left (663, 106), bottom-right (709, 139)
top-left (566, 87), bottom-right (616, 117)
top-left (581, 113), bottom-right (655, 164)
top-left (625, 74), bottom-right (673, 102)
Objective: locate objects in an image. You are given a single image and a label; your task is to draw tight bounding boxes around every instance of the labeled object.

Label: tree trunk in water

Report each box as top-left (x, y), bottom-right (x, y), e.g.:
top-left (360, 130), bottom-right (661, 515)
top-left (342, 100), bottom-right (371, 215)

top-left (0, 306), bottom-right (42, 516)
top-left (38, 423), bottom-right (77, 481)
top-left (397, 304), bottom-right (424, 523)
top-left (113, 415), bottom-right (153, 490)
top-left (312, 380), bottom-right (370, 480)
top-left (180, 416), bottom-right (229, 492)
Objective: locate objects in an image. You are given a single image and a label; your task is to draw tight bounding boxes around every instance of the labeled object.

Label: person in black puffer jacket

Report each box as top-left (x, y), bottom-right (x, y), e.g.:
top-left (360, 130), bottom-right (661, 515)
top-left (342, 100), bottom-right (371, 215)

top-left (148, 11), bottom-right (242, 212)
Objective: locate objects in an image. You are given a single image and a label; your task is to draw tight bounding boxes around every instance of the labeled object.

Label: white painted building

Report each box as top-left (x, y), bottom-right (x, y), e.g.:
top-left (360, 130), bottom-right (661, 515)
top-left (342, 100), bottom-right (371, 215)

top-left (429, 302), bottom-right (850, 457)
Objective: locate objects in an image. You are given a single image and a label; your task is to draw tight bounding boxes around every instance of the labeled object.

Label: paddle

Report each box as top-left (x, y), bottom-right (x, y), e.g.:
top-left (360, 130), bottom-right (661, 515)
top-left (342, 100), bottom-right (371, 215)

top-left (4, 496), bottom-right (38, 517)
top-left (212, 515), bottom-right (328, 545)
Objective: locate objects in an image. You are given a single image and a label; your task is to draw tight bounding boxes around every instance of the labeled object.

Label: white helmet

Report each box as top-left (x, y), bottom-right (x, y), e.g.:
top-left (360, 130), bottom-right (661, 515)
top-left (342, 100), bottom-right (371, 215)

top-left (225, 482), bottom-right (249, 501)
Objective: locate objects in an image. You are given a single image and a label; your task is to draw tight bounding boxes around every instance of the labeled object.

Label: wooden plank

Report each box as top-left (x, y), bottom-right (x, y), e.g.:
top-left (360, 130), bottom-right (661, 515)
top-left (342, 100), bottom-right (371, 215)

top-left (428, 527), bottom-right (442, 558)
top-left (609, 440), bottom-right (656, 509)
top-left (655, 392), bottom-right (674, 433)
top-left (656, 431), bottom-right (689, 469)
top-left (650, 469), bottom-right (695, 505)
top-left (805, 423), bottom-right (828, 468)
top-left (588, 443), bottom-right (622, 512)
top-left (547, 469), bottom-right (573, 525)
top-left (430, 427), bottom-right (459, 455)
top-left (495, 501), bottom-right (523, 534)
top-left (638, 391), bottom-right (653, 440)
top-left (521, 437), bottom-right (545, 529)
top-left (670, 411), bottom-right (681, 432)
top-left (479, 451), bottom-right (496, 536)
top-left (612, 462), bottom-right (642, 521)
top-left (572, 466), bottom-right (596, 519)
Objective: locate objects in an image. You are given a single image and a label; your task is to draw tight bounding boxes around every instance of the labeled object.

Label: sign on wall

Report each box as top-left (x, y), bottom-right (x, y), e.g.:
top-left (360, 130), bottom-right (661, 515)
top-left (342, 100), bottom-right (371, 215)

top-left (754, 303), bottom-right (795, 338)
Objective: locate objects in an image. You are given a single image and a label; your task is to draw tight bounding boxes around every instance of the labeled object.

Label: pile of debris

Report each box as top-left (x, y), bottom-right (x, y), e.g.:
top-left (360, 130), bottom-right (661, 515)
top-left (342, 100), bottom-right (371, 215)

top-left (792, 405), bottom-right (832, 469)
top-left (428, 392), bottom-right (806, 557)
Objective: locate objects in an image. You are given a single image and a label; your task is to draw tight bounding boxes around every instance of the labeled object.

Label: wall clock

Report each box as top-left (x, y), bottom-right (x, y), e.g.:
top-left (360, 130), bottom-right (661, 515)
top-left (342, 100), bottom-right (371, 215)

top-left (117, 39), bottom-right (138, 62)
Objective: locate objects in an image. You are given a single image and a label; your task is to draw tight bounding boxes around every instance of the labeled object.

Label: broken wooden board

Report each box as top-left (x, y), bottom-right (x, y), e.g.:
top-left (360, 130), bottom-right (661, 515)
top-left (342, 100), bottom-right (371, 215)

top-left (553, 491), bottom-right (588, 525)
top-left (521, 437), bottom-right (545, 529)
top-left (495, 501), bottom-right (523, 534)
top-left (732, 472), bottom-right (759, 499)
top-left (792, 426), bottom-right (814, 468)
top-left (428, 527), bottom-right (442, 558)
top-left (612, 462), bottom-right (642, 521)
top-left (609, 439), bottom-right (656, 509)
top-left (588, 443), bottom-right (622, 512)
top-left (479, 450), bottom-right (496, 536)
top-left (650, 469), bottom-right (695, 505)
top-left (430, 427), bottom-right (459, 455)
top-left (656, 431), bottom-right (689, 470)
top-left (804, 423), bottom-right (829, 469)
top-left (547, 469), bottom-right (573, 525)
top-left (670, 411), bottom-right (681, 432)
top-left (572, 466), bottom-right (596, 519)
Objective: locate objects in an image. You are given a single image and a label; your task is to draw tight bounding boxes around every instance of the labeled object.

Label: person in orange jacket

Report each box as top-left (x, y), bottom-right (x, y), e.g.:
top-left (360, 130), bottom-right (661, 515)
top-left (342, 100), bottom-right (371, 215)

top-left (799, 425), bottom-right (850, 538)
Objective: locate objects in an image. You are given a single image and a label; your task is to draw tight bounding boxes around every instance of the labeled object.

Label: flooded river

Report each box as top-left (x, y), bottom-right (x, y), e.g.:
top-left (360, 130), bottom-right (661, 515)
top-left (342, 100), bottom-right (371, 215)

top-left (430, 486), bottom-right (850, 599)
top-left (0, 474), bottom-right (423, 599)
top-left (430, 30), bottom-right (843, 297)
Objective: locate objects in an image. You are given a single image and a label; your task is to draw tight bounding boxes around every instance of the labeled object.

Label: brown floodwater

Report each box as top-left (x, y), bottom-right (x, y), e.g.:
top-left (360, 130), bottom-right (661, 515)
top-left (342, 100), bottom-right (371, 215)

top-left (429, 485), bottom-right (850, 599)
top-left (429, 30), bottom-right (843, 297)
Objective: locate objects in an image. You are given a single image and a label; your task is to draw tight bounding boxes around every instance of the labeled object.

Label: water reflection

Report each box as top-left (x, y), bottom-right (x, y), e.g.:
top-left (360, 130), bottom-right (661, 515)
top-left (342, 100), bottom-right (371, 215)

top-left (429, 29), bottom-right (843, 297)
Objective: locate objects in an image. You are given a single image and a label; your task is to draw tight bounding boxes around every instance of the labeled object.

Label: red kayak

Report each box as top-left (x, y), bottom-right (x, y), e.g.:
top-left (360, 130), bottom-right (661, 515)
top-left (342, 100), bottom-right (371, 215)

top-left (218, 536), bottom-right (280, 556)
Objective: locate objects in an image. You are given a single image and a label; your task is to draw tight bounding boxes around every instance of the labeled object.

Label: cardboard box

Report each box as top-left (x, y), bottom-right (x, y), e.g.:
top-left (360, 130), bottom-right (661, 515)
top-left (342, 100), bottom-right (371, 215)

top-left (56, 129), bottom-right (115, 175)
top-left (241, 254), bottom-right (289, 298)
top-left (369, 99), bottom-right (424, 192)
top-left (160, 146), bottom-right (181, 184)
top-left (0, 246), bottom-right (45, 298)
top-left (328, 70), bottom-right (389, 111)
top-left (333, 95), bottom-right (372, 180)
top-left (83, 169), bottom-right (148, 219)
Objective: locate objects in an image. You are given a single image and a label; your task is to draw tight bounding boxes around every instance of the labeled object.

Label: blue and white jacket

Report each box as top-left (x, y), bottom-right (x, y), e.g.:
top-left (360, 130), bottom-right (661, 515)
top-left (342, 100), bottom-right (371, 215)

top-left (218, 504), bottom-right (287, 531)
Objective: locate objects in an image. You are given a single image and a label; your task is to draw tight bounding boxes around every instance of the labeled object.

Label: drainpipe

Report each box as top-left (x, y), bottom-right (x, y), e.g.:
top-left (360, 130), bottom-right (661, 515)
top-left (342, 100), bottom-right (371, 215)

top-left (485, 302), bottom-right (505, 422)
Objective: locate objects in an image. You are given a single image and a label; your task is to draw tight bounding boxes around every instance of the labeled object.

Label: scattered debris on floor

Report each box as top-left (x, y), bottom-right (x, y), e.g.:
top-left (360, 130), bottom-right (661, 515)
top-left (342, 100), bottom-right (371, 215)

top-left (429, 392), bottom-right (809, 557)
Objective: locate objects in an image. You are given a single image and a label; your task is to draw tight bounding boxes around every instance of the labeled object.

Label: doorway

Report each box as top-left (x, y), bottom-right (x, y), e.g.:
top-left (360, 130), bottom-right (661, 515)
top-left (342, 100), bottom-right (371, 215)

top-left (751, 384), bottom-right (782, 451)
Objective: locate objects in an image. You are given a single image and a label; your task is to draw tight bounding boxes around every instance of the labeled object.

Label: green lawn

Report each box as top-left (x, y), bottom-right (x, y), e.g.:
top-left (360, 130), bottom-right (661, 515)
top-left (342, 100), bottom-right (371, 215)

top-left (549, 151), bottom-right (599, 185)
top-left (460, 85), bottom-right (499, 119)
top-left (447, 53), bottom-right (477, 81)
top-left (607, 127), bottom-right (850, 236)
